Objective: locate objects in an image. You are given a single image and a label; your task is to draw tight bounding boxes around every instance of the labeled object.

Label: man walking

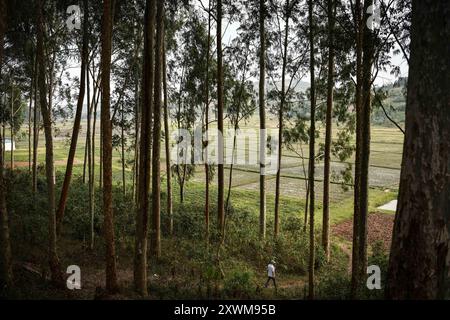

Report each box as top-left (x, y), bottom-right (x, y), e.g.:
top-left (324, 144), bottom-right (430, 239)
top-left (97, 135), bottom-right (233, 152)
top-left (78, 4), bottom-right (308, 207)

top-left (264, 260), bottom-right (277, 291)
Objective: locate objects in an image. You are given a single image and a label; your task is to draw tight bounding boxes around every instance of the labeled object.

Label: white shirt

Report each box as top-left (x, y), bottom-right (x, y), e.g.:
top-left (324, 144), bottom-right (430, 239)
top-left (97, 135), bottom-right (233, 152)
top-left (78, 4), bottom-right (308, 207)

top-left (267, 264), bottom-right (275, 278)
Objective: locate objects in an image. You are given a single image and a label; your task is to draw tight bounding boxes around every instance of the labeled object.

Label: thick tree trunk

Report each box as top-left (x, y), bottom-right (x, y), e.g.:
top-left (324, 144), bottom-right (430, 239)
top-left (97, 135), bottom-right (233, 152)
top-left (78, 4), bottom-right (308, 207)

top-left (322, 0), bottom-right (335, 262)
top-left (308, 0), bottom-right (316, 300)
top-left (150, 0), bottom-right (164, 259)
top-left (386, 0), bottom-right (450, 299)
top-left (56, 0), bottom-right (89, 235)
top-left (100, 0), bottom-right (118, 293)
top-left (36, 0), bottom-right (63, 286)
top-left (217, 0), bottom-right (225, 233)
top-left (351, 0), bottom-right (364, 297)
top-left (134, 0), bottom-right (155, 296)
top-left (259, 0), bottom-right (266, 240)
top-left (162, 29), bottom-right (173, 236)
top-left (0, 0), bottom-right (13, 288)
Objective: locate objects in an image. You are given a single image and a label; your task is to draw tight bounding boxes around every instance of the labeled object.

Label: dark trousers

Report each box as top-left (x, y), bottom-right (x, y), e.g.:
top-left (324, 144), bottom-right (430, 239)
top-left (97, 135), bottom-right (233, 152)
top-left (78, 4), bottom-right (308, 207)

top-left (265, 277), bottom-right (277, 289)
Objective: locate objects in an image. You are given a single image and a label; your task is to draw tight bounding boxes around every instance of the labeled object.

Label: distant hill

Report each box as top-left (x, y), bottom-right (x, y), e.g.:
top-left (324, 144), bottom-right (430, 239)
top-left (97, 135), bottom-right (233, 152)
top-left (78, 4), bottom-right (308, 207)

top-left (372, 80), bottom-right (407, 126)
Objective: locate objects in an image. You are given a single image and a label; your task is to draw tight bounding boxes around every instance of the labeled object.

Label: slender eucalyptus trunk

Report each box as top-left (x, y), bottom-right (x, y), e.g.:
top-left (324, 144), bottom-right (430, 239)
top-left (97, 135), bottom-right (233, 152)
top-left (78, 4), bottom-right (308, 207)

top-left (274, 0), bottom-right (290, 239)
top-left (308, 0), bottom-right (316, 300)
top-left (351, 0), bottom-right (364, 298)
top-left (10, 83), bottom-right (14, 171)
top-left (90, 66), bottom-right (99, 251)
top-left (32, 54), bottom-right (39, 193)
top-left (36, 0), bottom-right (63, 286)
top-left (134, 0), bottom-right (155, 296)
top-left (150, 0), bottom-right (165, 259)
top-left (0, 0), bottom-right (13, 288)
top-left (204, 1), bottom-right (211, 244)
top-left (56, 0), bottom-right (89, 235)
top-left (121, 104), bottom-right (126, 196)
top-left (162, 27), bottom-right (173, 236)
top-left (259, 0), bottom-right (266, 240)
top-left (28, 59), bottom-right (34, 173)
top-left (101, 0), bottom-right (119, 293)
top-left (322, 0), bottom-right (336, 262)
top-left (355, 0), bottom-right (375, 295)
top-left (217, 0), bottom-right (225, 233)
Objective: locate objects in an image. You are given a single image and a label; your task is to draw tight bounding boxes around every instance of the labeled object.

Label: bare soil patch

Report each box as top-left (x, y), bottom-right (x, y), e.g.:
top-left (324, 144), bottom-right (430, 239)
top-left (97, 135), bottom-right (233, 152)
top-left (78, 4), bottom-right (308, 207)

top-left (332, 212), bottom-right (395, 251)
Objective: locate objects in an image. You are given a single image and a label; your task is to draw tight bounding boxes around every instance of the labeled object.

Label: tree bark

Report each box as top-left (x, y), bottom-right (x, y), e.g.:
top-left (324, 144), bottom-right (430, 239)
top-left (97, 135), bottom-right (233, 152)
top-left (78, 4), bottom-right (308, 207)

top-left (90, 65), bottom-right (100, 250)
top-left (10, 83), bottom-right (14, 171)
top-left (259, 0), bottom-right (267, 240)
top-left (386, 0), bottom-right (450, 299)
top-left (217, 0), bottom-right (225, 233)
top-left (100, 0), bottom-right (119, 293)
top-left (351, 0), bottom-right (364, 298)
top-left (28, 57), bottom-right (35, 173)
top-left (121, 103), bottom-right (126, 196)
top-left (356, 0), bottom-right (375, 294)
top-left (0, 0), bottom-right (13, 289)
top-left (308, 0), bottom-right (316, 300)
top-left (322, 0), bottom-right (335, 263)
top-left (274, 0), bottom-right (290, 239)
top-left (32, 53), bottom-right (39, 194)
top-left (162, 26), bottom-right (173, 236)
top-left (134, 0), bottom-right (155, 296)
top-left (56, 0), bottom-right (89, 235)
top-left (36, 0), bottom-right (63, 286)
top-left (150, 0), bottom-right (164, 259)
top-left (204, 1), bottom-right (212, 245)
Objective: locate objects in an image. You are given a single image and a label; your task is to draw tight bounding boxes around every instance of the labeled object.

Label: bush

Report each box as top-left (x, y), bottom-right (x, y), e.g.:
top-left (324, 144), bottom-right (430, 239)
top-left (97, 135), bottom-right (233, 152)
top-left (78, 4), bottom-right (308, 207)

top-left (223, 268), bottom-right (256, 299)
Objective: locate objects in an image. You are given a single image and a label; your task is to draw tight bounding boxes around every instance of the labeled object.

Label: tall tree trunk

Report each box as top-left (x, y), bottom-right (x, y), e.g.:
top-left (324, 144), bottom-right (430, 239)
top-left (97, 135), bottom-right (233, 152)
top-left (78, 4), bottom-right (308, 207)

top-left (28, 57), bottom-right (35, 173)
top-left (36, 0), bottom-right (63, 286)
top-left (100, 0), bottom-right (118, 293)
top-left (150, 0), bottom-right (164, 259)
top-left (90, 68), bottom-right (100, 251)
top-left (56, 0), bottom-right (89, 235)
top-left (356, 0), bottom-right (375, 294)
top-left (259, 0), bottom-right (266, 240)
top-left (133, 27), bottom-right (140, 205)
top-left (386, 0), bottom-right (450, 300)
top-left (162, 27), bottom-right (173, 236)
top-left (121, 104), bottom-right (126, 196)
top-left (322, 0), bottom-right (335, 262)
top-left (134, 0), bottom-right (155, 296)
top-left (10, 83), bottom-right (14, 171)
top-left (204, 1), bottom-right (211, 245)
top-left (82, 131), bottom-right (88, 183)
top-left (217, 0), bottom-right (225, 233)
top-left (0, 0), bottom-right (13, 289)
top-left (32, 54), bottom-right (39, 194)
top-left (308, 0), bottom-right (316, 300)
top-left (274, 0), bottom-right (290, 238)
top-left (351, 0), bottom-right (364, 297)
top-left (87, 55), bottom-right (94, 251)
